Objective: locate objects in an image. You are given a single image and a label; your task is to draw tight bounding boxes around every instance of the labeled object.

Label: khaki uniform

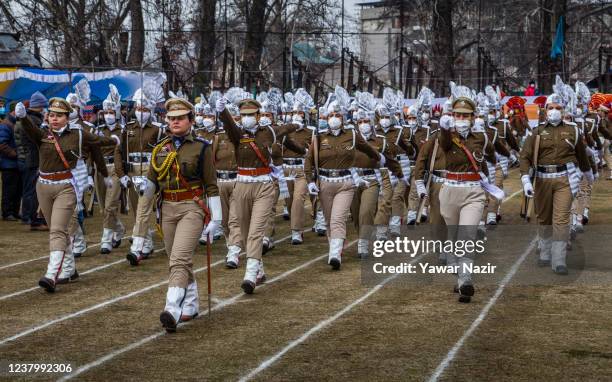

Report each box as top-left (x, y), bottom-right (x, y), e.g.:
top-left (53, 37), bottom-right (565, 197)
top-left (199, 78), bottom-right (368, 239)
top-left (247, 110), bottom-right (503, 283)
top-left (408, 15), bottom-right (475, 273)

top-left (148, 134), bottom-right (218, 288)
top-left (485, 120), bottom-right (519, 218)
top-left (219, 110), bottom-right (297, 261)
top-left (407, 125), bottom-right (436, 222)
top-left (304, 128), bottom-right (380, 241)
top-left (114, 120), bottom-right (165, 255)
top-left (351, 134), bottom-right (402, 243)
top-left (520, 121), bottom-right (591, 270)
top-left (21, 113), bottom-right (111, 285)
top-left (211, 129), bottom-right (242, 247)
top-left (282, 126), bottom-right (313, 232)
top-left (375, 125), bottom-right (413, 230)
top-left (96, 124), bottom-right (123, 230)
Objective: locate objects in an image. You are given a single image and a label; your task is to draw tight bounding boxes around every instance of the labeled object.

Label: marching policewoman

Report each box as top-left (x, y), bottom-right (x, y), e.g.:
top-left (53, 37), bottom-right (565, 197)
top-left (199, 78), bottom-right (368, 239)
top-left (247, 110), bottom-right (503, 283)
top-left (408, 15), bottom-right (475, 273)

top-left (144, 98), bottom-right (220, 332)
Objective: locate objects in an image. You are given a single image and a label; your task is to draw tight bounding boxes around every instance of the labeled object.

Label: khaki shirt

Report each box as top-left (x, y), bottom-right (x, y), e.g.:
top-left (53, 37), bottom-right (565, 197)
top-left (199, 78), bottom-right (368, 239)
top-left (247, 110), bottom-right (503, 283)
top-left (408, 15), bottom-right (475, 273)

top-left (439, 128), bottom-right (489, 175)
top-left (353, 134), bottom-right (403, 178)
top-left (377, 125), bottom-right (414, 158)
top-left (196, 129), bottom-right (215, 142)
top-left (414, 131), bottom-right (445, 181)
top-left (519, 121), bottom-right (591, 176)
top-left (492, 120), bottom-right (520, 152)
top-left (20, 116), bottom-right (111, 177)
top-left (219, 110), bottom-right (298, 168)
top-left (211, 130), bottom-right (237, 172)
top-left (96, 124), bottom-right (122, 157)
top-left (114, 120), bottom-right (165, 178)
top-left (282, 127), bottom-right (313, 158)
top-left (147, 134), bottom-right (219, 197)
top-left (304, 127), bottom-right (380, 183)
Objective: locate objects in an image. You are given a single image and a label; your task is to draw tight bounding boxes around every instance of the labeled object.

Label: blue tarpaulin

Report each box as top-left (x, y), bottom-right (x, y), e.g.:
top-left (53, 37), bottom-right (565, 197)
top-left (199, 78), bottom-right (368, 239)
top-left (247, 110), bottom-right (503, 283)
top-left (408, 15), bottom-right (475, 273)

top-left (0, 67), bottom-right (165, 105)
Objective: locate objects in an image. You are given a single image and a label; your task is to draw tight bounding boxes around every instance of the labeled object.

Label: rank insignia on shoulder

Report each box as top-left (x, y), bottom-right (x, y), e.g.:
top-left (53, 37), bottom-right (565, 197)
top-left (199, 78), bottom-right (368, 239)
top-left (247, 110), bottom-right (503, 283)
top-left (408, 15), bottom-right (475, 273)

top-left (240, 137), bottom-right (255, 143)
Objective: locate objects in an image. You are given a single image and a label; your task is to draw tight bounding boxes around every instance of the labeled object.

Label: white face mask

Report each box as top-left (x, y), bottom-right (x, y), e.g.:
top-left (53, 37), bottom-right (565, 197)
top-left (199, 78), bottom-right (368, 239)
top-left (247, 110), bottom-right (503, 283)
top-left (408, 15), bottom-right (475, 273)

top-left (474, 117), bottom-right (485, 128)
top-left (454, 119), bottom-right (471, 137)
top-left (328, 116), bottom-right (342, 130)
top-left (358, 123), bottom-right (372, 139)
top-left (195, 116), bottom-right (204, 126)
top-left (282, 114), bottom-right (292, 123)
top-left (241, 115), bottom-right (257, 130)
top-left (407, 120), bottom-right (417, 129)
top-left (203, 118), bottom-right (215, 129)
top-left (421, 112), bottom-right (430, 121)
top-left (547, 109), bottom-right (562, 125)
top-left (487, 115), bottom-right (496, 124)
top-left (69, 110), bottom-right (78, 120)
top-left (576, 107), bottom-right (583, 116)
top-left (379, 118), bottom-right (391, 129)
top-left (292, 114), bottom-right (304, 124)
top-left (259, 116), bottom-right (272, 127)
top-left (104, 114), bottom-right (116, 125)
top-left (135, 111), bottom-right (150, 126)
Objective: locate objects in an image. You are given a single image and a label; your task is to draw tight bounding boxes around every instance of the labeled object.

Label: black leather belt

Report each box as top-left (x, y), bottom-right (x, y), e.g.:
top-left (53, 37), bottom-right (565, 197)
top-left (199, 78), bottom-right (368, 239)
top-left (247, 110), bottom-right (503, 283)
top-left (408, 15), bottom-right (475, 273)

top-left (128, 154), bottom-right (149, 163)
top-left (283, 158), bottom-right (304, 165)
top-left (537, 164), bottom-right (567, 173)
top-left (319, 169), bottom-right (351, 177)
top-left (217, 171), bottom-right (237, 180)
top-left (357, 169), bottom-right (375, 176)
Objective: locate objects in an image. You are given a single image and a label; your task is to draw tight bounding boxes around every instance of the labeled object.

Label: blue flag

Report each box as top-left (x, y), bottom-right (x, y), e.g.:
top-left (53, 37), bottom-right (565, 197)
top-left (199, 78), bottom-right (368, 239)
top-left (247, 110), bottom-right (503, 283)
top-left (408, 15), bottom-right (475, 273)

top-left (550, 16), bottom-right (564, 60)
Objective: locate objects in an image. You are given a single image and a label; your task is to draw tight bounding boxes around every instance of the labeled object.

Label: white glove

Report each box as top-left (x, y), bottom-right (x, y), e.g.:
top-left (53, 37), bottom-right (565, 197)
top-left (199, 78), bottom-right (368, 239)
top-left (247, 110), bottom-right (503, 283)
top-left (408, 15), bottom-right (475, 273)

top-left (103, 176), bottom-right (113, 189)
top-left (215, 97), bottom-right (227, 113)
top-left (87, 176), bottom-right (95, 190)
top-left (521, 175), bottom-right (534, 198)
top-left (307, 182), bottom-right (319, 195)
top-left (583, 169), bottom-right (594, 185)
top-left (378, 153), bottom-right (386, 167)
top-left (509, 152), bottom-right (518, 165)
top-left (439, 115), bottom-right (453, 130)
top-left (203, 196), bottom-right (222, 242)
top-left (140, 179), bottom-right (156, 198)
top-left (415, 179), bottom-right (427, 198)
top-left (594, 171), bottom-right (600, 180)
top-left (111, 135), bottom-right (121, 146)
top-left (120, 175), bottom-right (131, 188)
top-left (351, 168), bottom-right (369, 188)
top-left (15, 102), bottom-right (26, 118)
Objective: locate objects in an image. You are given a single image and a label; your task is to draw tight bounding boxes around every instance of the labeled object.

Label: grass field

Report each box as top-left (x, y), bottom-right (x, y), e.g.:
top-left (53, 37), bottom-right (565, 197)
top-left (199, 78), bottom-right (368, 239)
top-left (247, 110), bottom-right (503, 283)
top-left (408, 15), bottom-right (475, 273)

top-left (0, 168), bottom-right (611, 381)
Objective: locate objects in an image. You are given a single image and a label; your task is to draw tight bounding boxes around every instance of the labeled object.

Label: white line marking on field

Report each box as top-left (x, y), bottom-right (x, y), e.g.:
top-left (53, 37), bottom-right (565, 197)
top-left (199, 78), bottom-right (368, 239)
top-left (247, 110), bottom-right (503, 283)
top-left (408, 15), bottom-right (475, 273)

top-left (0, 235), bottom-right (292, 346)
top-left (426, 238), bottom-right (537, 382)
top-left (0, 245), bottom-right (156, 302)
top-left (0, 236), bottom-right (133, 271)
top-left (57, 239), bottom-right (355, 382)
top-left (238, 253), bottom-right (427, 382)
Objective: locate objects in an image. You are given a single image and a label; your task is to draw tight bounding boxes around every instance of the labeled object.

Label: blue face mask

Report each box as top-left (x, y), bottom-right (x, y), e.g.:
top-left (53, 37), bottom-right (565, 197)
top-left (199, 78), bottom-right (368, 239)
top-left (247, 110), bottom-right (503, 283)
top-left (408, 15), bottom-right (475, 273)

top-left (318, 120), bottom-right (328, 129)
top-left (0, 107), bottom-right (5, 115)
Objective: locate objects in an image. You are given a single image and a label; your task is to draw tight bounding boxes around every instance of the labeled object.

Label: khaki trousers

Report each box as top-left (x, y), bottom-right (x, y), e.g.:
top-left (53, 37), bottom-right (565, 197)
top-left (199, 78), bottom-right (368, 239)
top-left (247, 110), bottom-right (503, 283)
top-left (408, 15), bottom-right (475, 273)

top-left (571, 178), bottom-right (591, 216)
top-left (95, 170), bottom-right (107, 212)
top-left (162, 201), bottom-right (204, 288)
top-left (103, 169), bottom-right (122, 230)
top-left (440, 185), bottom-right (486, 241)
top-left (219, 181), bottom-right (242, 247)
top-left (36, 182), bottom-right (77, 252)
top-left (264, 181), bottom-right (280, 239)
top-left (319, 180), bottom-right (355, 240)
top-left (374, 170), bottom-right (393, 225)
top-left (487, 164), bottom-right (505, 214)
top-left (391, 179), bottom-right (408, 217)
top-left (285, 168), bottom-right (308, 231)
top-left (351, 182), bottom-right (380, 239)
top-left (603, 139), bottom-right (611, 168)
top-left (428, 182), bottom-right (445, 226)
top-left (128, 165), bottom-right (155, 237)
top-left (232, 182), bottom-right (276, 260)
top-left (406, 177), bottom-right (421, 212)
top-left (535, 176), bottom-right (573, 241)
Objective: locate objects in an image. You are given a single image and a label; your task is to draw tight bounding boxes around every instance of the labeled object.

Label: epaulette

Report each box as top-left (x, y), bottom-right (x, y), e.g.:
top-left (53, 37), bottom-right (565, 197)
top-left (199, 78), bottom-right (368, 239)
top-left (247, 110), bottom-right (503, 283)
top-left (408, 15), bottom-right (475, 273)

top-left (126, 120), bottom-right (137, 126)
top-left (472, 124), bottom-right (485, 133)
top-left (564, 121), bottom-right (577, 126)
top-left (306, 125), bottom-right (316, 131)
top-left (68, 122), bottom-right (82, 130)
top-left (195, 136), bottom-right (209, 144)
top-left (82, 120), bottom-right (94, 128)
top-left (393, 124), bottom-right (403, 129)
top-left (151, 121), bottom-right (163, 128)
top-left (344, 124), bottom-right (355, 130)
top-left (375, 134), bottom-right (386, 140)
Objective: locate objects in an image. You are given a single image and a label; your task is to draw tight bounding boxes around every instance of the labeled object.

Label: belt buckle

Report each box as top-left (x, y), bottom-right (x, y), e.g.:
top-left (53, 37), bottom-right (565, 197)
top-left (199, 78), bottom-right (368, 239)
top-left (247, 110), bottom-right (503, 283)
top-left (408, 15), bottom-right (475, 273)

top-left (331, 170), bottom-right (339, 177)
top-left (168, 192), bottom-right (178, 202)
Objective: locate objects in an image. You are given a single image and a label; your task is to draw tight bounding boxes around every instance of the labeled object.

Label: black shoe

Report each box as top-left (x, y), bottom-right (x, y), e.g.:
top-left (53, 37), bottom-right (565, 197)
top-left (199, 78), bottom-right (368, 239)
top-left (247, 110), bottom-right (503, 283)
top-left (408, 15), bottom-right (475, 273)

top-left (329, 258), bottom-right (341, 270)
top-left (160, 311), bottom-right (177, 333)
top-left (241, 280), bottom-right (255, 294)
top-left (554, 265), bottom-right (568, 275)
top-left (213, 234), bottom-right (223, 241)
top-left (407, 219), bottom-right (416, 226)
top-left (73, 252), bottom-right (82, 258)
top-left (100, 247), bottom-right (111, 255)
top-left (129, 237), bottom-right (133, 244)
top-left (537, 259), bottom-right (551, 267)
top-left (486, 220), bottom-right (497, 226)
top-left (226, 260), bottom-right (238, 269)
top-left (496, 214), bottom-right (502, 222)
top-left (316, 229), bottom-right (326, 237)
top-left (453, 285), bottom-right (459, 293)
top-left (112, 239), bottom-right (121, 248)
top-left (126, 252), bottom-right (141, 266)
top-left (3, 215), bottom-right (18, 222)
top-left (38, 277), bottom-right (56, 293)
top-left (282, 214), bottom-right (290, 221)
top-left (357, 252), bottom-right (368, 260)
top-left (141, 251), bottom-right (151, 260)
top-left (291, 239), bottom-right (303, 245)
top-left (57, 270), bottom-right (79, 284)
top-left (582, 216), bottom-right (589, 225)
top-left (420, 215), bottom-right (428, 223)
top-left (458, 284), bottom-right (474, 303)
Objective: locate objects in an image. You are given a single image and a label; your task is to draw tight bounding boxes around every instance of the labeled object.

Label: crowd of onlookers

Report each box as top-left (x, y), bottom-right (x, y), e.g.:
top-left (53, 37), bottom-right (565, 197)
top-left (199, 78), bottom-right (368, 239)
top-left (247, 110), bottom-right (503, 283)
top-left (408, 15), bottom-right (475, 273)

top-left (0, 91), bottom-right (49, 230)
